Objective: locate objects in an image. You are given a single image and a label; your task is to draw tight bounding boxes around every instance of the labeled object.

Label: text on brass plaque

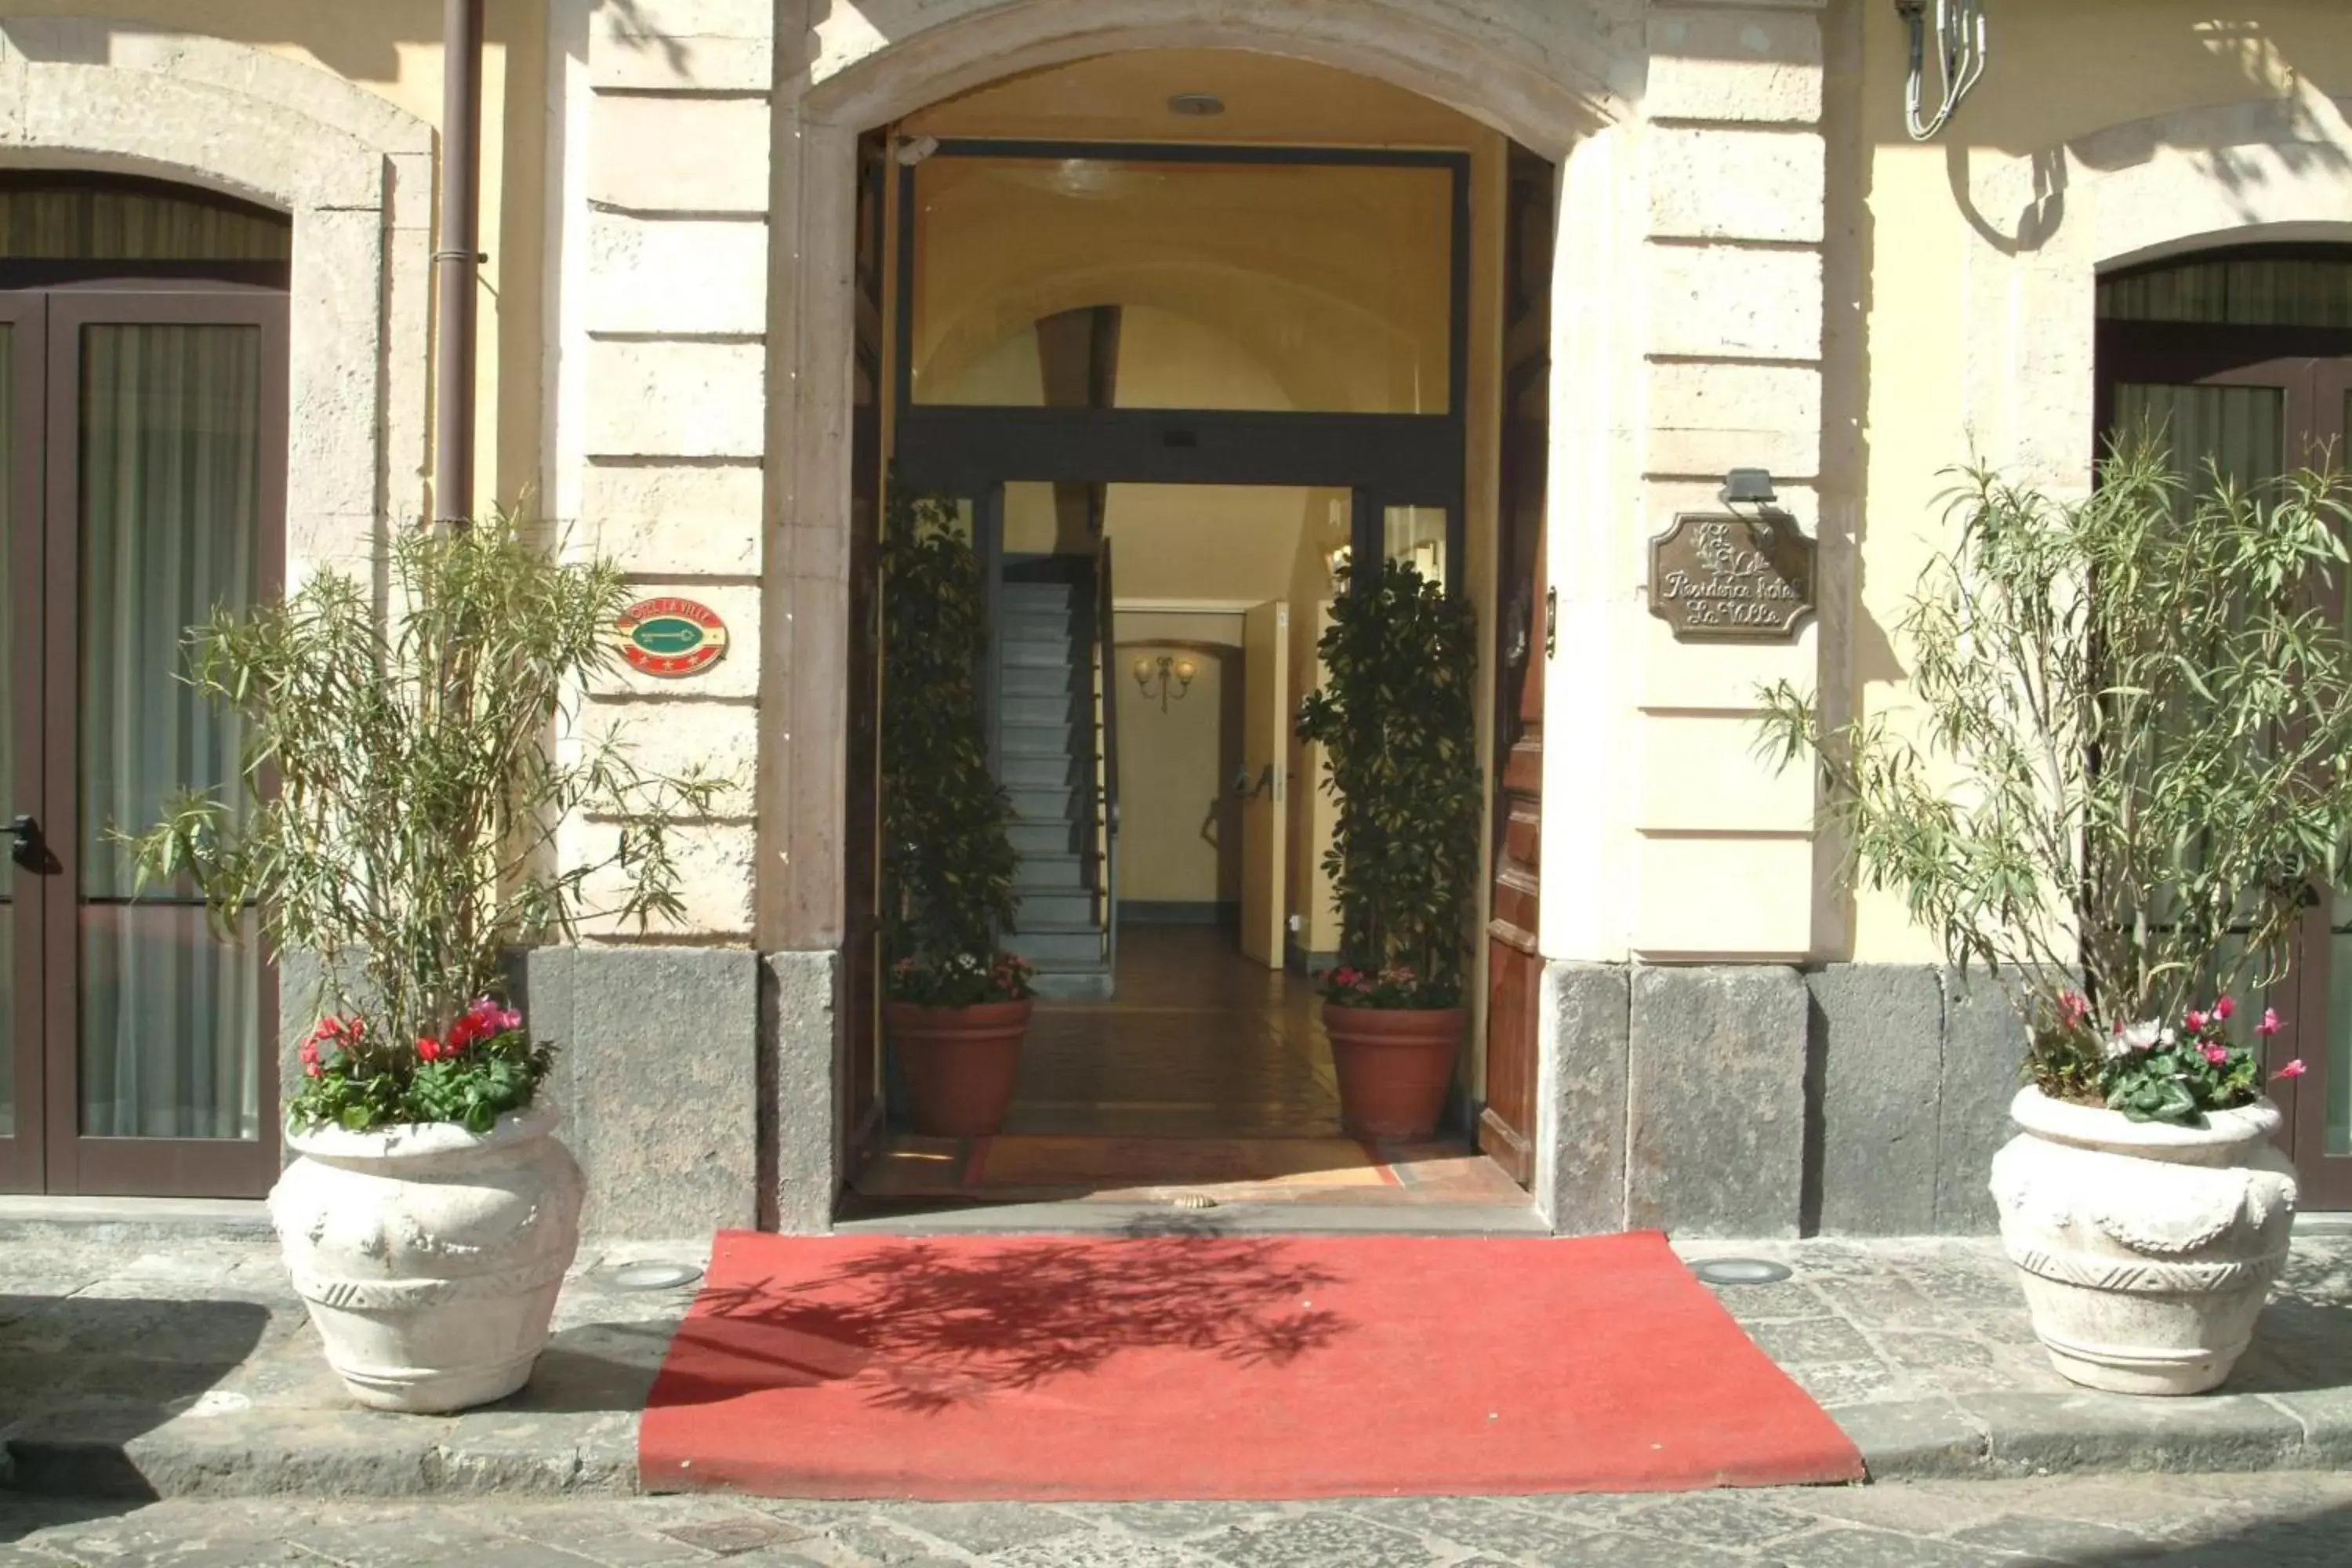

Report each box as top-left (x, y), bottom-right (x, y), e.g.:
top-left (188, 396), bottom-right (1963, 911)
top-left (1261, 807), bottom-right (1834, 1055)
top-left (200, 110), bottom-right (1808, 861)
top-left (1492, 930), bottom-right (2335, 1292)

top-left (1647, 511), bottom-right (1817, 642)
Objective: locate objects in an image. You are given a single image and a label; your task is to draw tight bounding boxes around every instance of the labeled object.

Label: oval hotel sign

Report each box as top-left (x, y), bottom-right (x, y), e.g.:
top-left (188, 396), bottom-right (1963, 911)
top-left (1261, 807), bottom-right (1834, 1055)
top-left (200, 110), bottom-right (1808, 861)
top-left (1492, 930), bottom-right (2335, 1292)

top-left (618, 597), bottom-right (729, 677)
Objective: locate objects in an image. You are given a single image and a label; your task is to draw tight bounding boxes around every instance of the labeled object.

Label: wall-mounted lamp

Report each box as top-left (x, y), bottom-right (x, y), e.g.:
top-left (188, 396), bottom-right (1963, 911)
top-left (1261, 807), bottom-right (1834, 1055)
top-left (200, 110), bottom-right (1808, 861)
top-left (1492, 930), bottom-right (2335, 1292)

top-left (1132, 653), bottom-right (1196, 712)
top-left (1719, 468), bottom-right (1778, 510)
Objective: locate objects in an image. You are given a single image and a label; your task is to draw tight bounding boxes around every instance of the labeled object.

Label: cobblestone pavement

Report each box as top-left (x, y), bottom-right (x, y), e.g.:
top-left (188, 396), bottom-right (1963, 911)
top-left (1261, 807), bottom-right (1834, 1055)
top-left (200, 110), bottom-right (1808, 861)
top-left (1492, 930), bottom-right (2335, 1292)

top-left (10, 1476), bottom-right (2352, 1566)
top-left (5, 1225), bottom-right (2352, 1494)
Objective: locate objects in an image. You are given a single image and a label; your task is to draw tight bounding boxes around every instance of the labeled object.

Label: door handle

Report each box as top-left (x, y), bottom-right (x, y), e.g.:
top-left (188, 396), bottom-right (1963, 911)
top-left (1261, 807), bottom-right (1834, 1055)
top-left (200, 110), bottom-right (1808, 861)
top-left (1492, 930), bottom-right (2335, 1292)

top-left (9, 813), bottom-right (49, 873)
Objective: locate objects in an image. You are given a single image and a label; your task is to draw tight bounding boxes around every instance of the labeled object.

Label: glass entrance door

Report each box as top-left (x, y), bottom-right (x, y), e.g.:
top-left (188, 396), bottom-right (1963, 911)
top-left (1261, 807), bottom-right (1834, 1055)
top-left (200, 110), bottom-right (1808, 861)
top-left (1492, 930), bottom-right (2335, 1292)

top-left (0, 289), bottom-right (285, 1196)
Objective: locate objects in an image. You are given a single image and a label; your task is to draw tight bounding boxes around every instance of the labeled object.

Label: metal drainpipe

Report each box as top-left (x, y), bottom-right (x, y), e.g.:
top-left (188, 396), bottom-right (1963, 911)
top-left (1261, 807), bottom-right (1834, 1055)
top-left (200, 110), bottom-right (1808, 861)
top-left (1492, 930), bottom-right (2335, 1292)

top-left (432, 0), bottom-right (485, 528)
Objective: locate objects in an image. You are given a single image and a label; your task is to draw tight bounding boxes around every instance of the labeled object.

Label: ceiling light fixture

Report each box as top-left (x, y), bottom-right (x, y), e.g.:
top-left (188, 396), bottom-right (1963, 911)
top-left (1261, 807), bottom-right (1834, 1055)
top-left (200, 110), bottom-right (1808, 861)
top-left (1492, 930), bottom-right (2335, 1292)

top-left (1167, 93), bottom-right (1226, 118)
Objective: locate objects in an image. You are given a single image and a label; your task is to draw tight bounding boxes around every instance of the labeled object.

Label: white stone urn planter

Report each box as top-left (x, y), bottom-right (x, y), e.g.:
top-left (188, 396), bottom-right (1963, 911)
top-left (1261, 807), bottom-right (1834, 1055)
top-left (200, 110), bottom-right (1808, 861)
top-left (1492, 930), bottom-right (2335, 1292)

top-left (1990, 1085), bottom-right (2296, 1396)
top-left (270, 1104), bottom-right (583, 1414)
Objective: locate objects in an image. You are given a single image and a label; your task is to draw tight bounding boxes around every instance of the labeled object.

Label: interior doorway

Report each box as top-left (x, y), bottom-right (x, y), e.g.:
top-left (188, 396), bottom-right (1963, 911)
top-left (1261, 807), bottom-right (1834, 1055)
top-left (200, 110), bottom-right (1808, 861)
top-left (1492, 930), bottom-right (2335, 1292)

top-left (842, 53), bottom-right (1552, 1218)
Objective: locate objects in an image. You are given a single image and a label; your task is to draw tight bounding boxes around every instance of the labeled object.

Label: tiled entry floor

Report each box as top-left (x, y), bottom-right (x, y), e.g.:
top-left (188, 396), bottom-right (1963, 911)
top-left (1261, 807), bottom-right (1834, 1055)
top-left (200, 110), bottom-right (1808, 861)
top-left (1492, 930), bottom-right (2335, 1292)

top-left (854, 1134), bottom-right (1530, 1207)
top-left (1011, 924), bottom-right (1341, 1139)
top-left (851, 926), bottom-right (1531, 1212)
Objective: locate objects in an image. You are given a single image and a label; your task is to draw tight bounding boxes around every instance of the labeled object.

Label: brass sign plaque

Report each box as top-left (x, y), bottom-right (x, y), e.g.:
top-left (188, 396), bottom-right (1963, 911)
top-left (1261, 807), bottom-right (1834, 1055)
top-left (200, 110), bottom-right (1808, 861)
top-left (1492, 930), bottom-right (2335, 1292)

top-left (1647, 511), bottom-right (1817, 642)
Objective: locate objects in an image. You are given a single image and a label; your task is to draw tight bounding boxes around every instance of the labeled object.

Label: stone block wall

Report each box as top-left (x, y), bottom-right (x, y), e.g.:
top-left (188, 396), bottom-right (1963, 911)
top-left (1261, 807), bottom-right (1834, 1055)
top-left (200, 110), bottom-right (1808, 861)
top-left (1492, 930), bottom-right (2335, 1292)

top-left (1544, 957), bottom-right (2030, 1237)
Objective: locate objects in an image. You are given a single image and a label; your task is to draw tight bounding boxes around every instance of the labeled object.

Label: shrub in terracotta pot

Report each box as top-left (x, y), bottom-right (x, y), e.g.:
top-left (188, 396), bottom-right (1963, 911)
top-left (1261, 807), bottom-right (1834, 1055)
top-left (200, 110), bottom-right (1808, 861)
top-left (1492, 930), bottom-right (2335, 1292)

top-left (122, 514), bottom-right (724, 1413)
top-left (1760, 444), bottom-right (2352, 1394)
top-left (880, 492), bottom-right (1033, 1137)
top-left (1298, 557), bottom-right (1482, 1142)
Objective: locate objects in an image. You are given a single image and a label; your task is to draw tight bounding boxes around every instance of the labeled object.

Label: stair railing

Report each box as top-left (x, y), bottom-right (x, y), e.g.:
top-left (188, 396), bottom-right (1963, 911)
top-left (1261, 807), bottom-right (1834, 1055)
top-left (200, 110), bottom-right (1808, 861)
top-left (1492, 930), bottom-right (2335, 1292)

top-left (1094, 534), bottom-right (1120, 978)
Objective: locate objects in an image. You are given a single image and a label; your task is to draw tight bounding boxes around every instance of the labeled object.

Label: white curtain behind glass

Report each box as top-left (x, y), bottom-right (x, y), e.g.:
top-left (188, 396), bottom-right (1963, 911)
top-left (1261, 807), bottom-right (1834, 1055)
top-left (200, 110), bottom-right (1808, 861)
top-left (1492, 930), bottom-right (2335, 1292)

top-left (77, 324), bottom-right (261, 1140)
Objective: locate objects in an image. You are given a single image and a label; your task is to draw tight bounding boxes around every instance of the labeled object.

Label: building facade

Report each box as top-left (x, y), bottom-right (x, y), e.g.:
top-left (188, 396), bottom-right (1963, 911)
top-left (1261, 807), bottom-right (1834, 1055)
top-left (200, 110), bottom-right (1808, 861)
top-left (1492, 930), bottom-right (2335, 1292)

top-left (2, 1), bottom-right (2349, 1236)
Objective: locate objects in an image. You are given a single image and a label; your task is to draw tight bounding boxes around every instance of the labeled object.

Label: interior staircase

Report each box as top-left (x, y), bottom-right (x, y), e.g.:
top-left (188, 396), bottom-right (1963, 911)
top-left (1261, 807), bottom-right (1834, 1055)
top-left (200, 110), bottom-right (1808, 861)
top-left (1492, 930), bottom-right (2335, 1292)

top-left (999, 554), bottom-right (1115, 1000)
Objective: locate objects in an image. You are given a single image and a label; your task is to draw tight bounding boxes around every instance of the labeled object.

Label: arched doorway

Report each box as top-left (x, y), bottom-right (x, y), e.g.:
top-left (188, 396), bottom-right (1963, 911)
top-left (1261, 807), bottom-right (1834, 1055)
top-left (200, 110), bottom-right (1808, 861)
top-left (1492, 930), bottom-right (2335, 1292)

top-left (839, 51), bottom-right (1557, 1216)
top-left (0, 173), bottom-right (289, 1197)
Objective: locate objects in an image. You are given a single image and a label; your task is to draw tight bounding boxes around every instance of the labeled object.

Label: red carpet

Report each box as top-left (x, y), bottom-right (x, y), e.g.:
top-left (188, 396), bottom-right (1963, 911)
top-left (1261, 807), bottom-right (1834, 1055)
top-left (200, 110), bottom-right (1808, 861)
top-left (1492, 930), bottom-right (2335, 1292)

top-left (637, 1230), bottom-right (1862, 1500)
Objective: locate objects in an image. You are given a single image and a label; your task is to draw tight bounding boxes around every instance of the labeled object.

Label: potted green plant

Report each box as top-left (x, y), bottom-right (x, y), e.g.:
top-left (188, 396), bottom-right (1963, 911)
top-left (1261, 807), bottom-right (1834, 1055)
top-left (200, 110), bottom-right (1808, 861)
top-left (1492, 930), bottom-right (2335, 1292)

top-left (1297, 556), bottom-right (1483, 1142)
top-left (1759, 445), bottom-right (2352, 1394)
top-left (122, 513), bottom-right (724, 1414)
top-left (880, 492), bottom-right (1034, 1138)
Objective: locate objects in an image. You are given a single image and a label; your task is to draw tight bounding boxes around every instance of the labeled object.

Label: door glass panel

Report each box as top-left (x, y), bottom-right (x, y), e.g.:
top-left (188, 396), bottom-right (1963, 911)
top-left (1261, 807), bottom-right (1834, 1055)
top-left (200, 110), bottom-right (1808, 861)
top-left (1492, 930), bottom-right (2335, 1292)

top-left (2111, 383), bottom-right (2285, 511)
top-left (1381, 504), bottom-right (1449, 587)
top-left (0, 178), bottom-right (290, 262)
top-left (77, 323), bottom-right (263, 1141)
top-left (2099, 257), bottom-right (2352, 328)
top-left (911, 157), bottom-right (1453, 413)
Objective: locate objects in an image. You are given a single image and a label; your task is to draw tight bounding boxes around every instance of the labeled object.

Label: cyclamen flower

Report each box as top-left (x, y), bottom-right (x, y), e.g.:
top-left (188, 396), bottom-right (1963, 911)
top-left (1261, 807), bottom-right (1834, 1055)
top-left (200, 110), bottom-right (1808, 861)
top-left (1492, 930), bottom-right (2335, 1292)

top-left (2274, 1059), bottom-right (2307, 1081)
top-left (2058, 991), bottom-right (2092, 1026)
top-left (2185, 1010), bottom-right (2209, 1034)
top-left (416, 1036), bottom-right (442, 1063)
top-left (2259, 1008), bottom-right (2284, 1038)
top-left (2203, 1044), bottom-right (2230, 1067)
top-left (2216, 996), bottom-right (2237, 1022)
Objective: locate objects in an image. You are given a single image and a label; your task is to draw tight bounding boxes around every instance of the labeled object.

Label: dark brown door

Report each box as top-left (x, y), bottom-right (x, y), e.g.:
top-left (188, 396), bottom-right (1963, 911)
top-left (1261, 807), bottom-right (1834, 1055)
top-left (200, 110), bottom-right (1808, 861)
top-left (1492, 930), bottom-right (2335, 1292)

top-left (0, 286), bottom-right (285, 1196)
top-left (2100, 314), bottom-right (2352, 1207)
top-left (1476, 147), bottom-right (1555, 1187)
top-left (840, 132), bottom-right (890, 1184)
top-left (0, 292), bottom-right (46, 1193)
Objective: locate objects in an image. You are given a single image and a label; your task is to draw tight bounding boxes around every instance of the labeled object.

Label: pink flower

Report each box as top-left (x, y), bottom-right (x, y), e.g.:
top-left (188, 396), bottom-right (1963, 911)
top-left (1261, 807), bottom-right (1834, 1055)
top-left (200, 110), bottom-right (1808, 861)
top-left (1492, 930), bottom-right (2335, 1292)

top-left (2259, 1008), bottom-right (2284, 1038)
top-left (2186, 1010), bottom-right (2209, 1033)
top-left (2216, 996), bottom-right (2237, 1022)
top-left (304, 1062), bottom-right (321, 1078)
top-left (2203, 1044), bottom-right (2230, 1067)
top-left (2274, 1059), bottom-right (2307, 1081)
top-left (2059, 992), bottom-right (2091, 1025)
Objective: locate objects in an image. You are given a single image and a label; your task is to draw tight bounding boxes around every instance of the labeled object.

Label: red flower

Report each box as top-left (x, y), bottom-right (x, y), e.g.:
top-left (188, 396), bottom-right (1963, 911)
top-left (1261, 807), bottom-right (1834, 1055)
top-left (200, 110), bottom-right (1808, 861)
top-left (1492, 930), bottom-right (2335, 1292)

top-left (2185, 1010), bottom-right (2209, 1033)
top-left (2215, 996), bottom-right (2237, 1022)
top-left (416, 1037), bottom-right (442, 1063)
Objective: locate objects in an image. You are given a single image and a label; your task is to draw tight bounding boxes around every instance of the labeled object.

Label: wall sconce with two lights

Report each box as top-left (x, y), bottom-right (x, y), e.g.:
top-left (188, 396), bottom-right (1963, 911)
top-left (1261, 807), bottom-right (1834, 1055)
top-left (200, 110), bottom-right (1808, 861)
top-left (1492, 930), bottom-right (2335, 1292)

top-left (1131, 653), bottom-right (1196, 712)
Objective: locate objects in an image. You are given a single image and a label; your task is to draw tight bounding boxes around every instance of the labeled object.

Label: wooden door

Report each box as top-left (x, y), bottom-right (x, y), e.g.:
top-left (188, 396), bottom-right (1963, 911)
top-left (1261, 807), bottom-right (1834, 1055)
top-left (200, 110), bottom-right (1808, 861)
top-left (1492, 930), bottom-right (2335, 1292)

top-left (0, 294), bottom-right (43, 1192)
top-left (1478, 147), bottom-right (1555, 1188)
top-left (0, 286), bottom-right (286, 1198)
top-left (840, 130), bottom-right (888, 1180)
top-left (1238, 600), bottom-right (1290, 968)
top-left (2099, 329), bottom-right (2352, 1205)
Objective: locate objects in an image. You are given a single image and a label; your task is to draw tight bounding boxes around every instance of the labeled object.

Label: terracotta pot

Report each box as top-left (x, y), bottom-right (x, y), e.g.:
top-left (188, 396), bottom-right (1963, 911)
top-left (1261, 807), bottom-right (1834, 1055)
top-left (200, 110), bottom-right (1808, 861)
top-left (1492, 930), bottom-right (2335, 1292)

top-left (1991, 1086), bottom-right (2296, 1395)
top-left (889, 997), bottom-right (1034, 1138)
top-left (1322, 1003), bottom-right (1465, 1142)
top-left (270, 1105), bottom-right (583, 1413)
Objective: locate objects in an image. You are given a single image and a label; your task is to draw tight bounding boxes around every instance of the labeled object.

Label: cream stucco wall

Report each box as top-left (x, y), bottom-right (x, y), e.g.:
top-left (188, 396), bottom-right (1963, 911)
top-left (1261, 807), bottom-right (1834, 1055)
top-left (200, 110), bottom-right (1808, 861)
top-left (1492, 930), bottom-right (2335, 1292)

top-left (1841, 1), bottom-right (2352, 965)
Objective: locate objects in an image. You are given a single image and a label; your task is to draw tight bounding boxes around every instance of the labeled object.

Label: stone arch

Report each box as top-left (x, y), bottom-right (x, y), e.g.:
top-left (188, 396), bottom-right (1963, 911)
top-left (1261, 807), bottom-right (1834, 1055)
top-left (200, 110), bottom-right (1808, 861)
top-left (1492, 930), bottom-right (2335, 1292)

top-left (1966, 93), bottom-right (2352, 488)
top-left (0, 19), bottom-right (436, 571)
top-left (761, 0), bottom-right (1642, 949)
top-left (791, 0), bottom-right (1628, 154)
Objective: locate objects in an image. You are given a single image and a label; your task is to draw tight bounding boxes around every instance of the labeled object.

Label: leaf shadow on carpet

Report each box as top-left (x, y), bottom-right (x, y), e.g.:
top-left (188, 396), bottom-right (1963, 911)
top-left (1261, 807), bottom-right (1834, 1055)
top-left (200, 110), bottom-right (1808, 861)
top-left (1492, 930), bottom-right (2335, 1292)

top-left (648, 1234), bottom-right (1356, 1415)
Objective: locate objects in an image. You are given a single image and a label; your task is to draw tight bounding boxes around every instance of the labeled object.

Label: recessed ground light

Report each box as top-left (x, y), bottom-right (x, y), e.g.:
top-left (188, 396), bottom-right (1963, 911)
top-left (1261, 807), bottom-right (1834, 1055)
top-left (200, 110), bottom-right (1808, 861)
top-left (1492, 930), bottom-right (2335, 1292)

top-left (1691, 1258), bottom-right (1793, 1287)
top-left (604, 1261), bottom-right (704, 1292)
top-left (1167, 93), bottom-right (1226, 117)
